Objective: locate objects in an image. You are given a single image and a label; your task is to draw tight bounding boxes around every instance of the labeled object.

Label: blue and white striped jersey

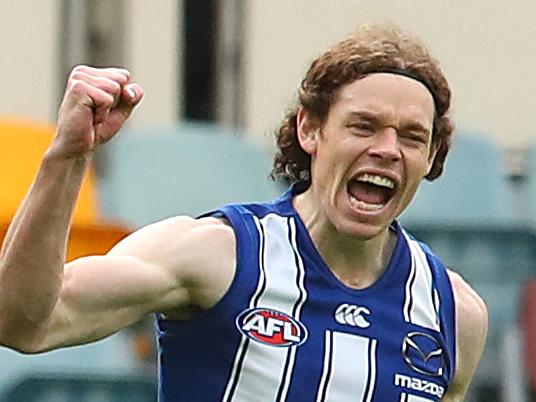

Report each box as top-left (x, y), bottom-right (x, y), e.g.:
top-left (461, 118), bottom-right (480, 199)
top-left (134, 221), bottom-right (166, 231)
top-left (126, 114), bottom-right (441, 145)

top-left (156, 188), bottom-right (456, 401)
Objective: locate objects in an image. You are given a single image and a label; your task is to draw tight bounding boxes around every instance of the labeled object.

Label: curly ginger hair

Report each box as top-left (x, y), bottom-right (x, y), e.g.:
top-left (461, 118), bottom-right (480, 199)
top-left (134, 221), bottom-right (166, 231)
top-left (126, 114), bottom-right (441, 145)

top-left (271, 24), bottom-right (454, 187)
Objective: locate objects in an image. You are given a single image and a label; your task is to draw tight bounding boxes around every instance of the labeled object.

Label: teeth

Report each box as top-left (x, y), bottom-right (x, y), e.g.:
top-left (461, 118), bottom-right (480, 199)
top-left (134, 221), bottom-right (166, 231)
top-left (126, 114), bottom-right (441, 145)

top-left (357, 173), bottom-right (394, 189)
top-left (348, 194), bottom-right (384, 211)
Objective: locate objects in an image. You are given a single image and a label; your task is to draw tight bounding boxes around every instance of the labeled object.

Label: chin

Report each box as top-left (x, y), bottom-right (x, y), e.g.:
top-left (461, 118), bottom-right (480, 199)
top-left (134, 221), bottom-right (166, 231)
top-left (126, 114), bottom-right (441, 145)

top-left (329, 194), bottom-right (397, 241)
top-left (331, 217), bottom-right (387, 241)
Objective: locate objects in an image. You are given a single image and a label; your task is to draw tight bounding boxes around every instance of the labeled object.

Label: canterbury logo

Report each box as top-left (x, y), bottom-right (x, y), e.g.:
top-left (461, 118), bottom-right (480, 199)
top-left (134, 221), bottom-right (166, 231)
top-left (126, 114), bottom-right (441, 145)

top-left (334, 303), bottom-right (371, 328)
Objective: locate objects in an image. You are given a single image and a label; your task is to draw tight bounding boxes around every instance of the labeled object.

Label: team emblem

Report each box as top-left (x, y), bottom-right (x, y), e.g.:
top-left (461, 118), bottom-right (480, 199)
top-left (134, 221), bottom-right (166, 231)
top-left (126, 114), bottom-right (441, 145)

top-left (236, 307), bottom-right (308, 347)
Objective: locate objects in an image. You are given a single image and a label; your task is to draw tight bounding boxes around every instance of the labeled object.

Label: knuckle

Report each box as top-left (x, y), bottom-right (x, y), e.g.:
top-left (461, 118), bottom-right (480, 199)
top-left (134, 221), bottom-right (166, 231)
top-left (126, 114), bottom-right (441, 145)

top-left (106, 78), bottom-right (122, 92)
top-left (70, 71), bottom-right (87, 81)
top-left (69, 81), bottom-right (87, 95)
top-left (112, 67), bottom-right (130, 76)
top-left (111, 69), bottom-right (131, 83)
top-left (71, 64), bottom-right (90, 75)
top-left (103, 92), bottom-right (116, 106)
top-left (96, 78), bottom-right (121, 99)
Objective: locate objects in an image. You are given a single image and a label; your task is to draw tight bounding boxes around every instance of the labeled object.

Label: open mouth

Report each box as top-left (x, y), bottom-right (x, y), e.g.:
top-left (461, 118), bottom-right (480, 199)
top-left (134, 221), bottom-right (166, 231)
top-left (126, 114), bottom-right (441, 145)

top-left (347, 173), bottom-right (396, 212)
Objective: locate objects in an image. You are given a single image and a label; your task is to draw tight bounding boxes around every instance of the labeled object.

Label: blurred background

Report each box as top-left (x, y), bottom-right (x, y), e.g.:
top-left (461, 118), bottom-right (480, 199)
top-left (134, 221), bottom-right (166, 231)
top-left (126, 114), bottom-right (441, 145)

top-left (1, 0), bottom-right (536, 401)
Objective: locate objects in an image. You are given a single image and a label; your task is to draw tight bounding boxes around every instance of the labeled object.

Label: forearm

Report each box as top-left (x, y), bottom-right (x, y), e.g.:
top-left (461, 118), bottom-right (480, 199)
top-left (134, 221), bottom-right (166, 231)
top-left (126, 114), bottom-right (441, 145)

top-left (0, 148), bottom-right (91, 344)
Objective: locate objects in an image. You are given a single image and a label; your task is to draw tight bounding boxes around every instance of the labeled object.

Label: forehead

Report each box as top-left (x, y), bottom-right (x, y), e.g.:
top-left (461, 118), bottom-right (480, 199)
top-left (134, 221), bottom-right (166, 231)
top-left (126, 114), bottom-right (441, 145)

top-left (331, 73), bottom-right (435, 124)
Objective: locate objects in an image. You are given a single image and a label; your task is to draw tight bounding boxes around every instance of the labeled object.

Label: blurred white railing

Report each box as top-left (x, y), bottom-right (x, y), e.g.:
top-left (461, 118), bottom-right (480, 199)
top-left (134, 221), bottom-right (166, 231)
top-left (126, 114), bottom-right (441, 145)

top-left (501, 325), bottom-right (528, 402)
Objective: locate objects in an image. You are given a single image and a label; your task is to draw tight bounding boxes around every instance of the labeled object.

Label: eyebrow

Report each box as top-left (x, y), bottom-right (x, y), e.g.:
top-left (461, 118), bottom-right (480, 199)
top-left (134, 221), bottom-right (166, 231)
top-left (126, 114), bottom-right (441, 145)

top-left (347, 110), bottom-right (431, 133)
top-left (400, 121), bottom-right (431, 134)
top-left (347, 110), bottom-right (380, 121)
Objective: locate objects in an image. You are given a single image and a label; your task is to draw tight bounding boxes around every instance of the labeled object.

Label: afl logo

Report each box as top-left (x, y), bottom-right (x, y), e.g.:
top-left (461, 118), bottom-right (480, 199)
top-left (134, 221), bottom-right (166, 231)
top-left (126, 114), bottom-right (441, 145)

top-left (236, 307), bottom-right (308, 347)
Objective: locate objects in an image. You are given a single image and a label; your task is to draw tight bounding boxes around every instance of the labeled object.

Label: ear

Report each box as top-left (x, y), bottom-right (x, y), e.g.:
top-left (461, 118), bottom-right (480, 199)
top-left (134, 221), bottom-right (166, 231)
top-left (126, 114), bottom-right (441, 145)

top-left (296, 108), bottom-right (319, 156)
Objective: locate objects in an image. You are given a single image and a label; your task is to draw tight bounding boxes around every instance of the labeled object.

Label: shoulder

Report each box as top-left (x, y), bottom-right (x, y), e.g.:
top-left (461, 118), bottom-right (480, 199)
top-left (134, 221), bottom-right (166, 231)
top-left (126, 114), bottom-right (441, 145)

top-left (110, 215), bottom-right (236, 257)
top-left (109, 215), bottom-right (237, 309)
top-left (446, 270), bottom-right (488, 397)
top-left (448, 271), bottom-right (488, 339)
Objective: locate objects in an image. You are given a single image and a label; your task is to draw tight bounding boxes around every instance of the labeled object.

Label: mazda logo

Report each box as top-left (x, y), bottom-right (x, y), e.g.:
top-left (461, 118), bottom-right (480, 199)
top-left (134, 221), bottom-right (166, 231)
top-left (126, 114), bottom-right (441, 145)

top-left (402, 332), bottom-right (444, 377)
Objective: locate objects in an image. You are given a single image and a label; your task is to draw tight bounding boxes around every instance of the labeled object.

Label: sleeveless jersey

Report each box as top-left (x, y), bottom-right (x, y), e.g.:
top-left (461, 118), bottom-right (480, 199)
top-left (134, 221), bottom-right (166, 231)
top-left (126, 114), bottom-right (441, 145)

top-left (156, 188), bottom-right (456, 402)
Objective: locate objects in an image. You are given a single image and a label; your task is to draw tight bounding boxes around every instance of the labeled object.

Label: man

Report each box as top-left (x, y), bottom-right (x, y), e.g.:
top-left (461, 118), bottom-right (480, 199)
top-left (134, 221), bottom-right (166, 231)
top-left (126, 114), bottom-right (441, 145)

top-left (0, 24), bottom-right (486, 401)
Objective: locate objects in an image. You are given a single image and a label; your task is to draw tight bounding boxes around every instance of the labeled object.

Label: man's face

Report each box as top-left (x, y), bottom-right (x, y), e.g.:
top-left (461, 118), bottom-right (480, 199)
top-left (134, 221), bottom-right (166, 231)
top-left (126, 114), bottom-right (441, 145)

top-left (301, 72), bottom-right (437, 239)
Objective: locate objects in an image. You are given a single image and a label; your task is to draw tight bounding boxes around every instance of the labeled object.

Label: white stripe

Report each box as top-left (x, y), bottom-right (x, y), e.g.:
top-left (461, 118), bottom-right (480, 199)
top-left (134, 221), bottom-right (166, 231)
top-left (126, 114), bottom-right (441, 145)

top-left (403, 252), bottom-right (416, 323)
top-left (433, 288), bottom-right (440, 328)
top-left (402, 232), bottom-right (440, 331)
top-left (399, 393), bottom-right (407, 402)
top-left (404, 393), bottom-right (434, 402)
top-left (316, 331), bottom-right (332, 402)
top-left (364, 339), bottom-right (377, 402)
top-left (289, 219), bottom-right (307, 319)
top-left (221, 216), bottom-right (267, 402)
top-left (220, 336), bottom-right (248, 401)
top-left (250, 216), bottom-right (267, 309)
top-left (276, 218), bottom-right (308, 401)
top-left (228, 214), bottom-right (306, 402)
top-left (319, 332), bottom-right (376, 402)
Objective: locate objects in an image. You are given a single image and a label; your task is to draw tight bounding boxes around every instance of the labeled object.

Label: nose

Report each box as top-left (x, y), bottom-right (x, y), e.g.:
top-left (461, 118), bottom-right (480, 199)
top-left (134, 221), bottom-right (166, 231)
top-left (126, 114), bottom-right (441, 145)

top-left (367, 127), bottom-right (401, 162)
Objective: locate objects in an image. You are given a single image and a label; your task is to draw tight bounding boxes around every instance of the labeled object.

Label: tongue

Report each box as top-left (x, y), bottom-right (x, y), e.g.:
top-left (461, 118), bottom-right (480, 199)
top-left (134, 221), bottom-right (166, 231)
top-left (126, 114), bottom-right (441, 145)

top-left (348, 181), bottom-right (387, 205)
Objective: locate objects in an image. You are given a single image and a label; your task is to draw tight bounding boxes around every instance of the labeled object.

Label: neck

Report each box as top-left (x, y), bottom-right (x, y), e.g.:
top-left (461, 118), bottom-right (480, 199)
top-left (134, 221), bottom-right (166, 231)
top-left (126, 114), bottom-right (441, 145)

top-left (293, 188), bottom-right (397, 289)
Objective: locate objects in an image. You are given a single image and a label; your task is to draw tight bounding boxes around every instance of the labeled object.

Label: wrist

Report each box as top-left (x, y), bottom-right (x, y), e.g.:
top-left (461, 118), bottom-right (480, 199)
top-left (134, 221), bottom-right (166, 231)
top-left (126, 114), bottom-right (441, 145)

top-left (42, 148), bottom-right (94, 175)
top-left (44, 143), bottom-right (94, 165)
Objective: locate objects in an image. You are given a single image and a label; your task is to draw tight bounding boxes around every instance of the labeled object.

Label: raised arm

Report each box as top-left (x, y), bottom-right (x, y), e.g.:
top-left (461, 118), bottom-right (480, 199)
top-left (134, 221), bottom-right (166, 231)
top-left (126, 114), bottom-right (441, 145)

top-left (0, 66), bottom-right (141, 350)
top-left (30, 215), bottom-right (235, 353)
top-left (0, 66), bottom-right (236, 353)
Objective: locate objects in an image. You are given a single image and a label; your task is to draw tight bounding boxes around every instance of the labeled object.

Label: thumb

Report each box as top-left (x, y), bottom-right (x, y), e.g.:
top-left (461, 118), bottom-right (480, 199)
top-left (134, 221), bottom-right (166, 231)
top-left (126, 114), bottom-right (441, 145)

top-left (122, 83), bottom-right (144, 108)
top-left (106, 83), bottom-right (144, 125)
top-left (91, 83), bottom-right (145, 145)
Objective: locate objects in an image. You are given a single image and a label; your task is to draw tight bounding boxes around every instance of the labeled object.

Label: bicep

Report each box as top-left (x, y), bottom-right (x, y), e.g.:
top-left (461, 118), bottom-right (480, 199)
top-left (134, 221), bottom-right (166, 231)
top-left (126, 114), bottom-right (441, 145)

top-left (39, 215), bottom-right (235, 352)
top-left (41, 253), bottom-right (188, 351)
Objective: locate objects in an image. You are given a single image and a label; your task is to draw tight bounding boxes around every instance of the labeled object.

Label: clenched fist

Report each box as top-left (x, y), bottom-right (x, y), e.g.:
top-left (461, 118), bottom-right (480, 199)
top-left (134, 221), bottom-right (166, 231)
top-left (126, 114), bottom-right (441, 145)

top-left (50, 65), bottom-right (144, 159)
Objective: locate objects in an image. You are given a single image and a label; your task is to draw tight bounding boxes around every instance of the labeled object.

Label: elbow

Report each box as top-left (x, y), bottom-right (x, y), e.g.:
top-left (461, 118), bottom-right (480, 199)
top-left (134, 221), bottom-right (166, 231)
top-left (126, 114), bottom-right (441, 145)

top-left (0, 336), bottom-right (46, 355)
top-left (3, 341), bottom-right (42, 355)
top-left (0, 322), bottom-right (47, 355)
